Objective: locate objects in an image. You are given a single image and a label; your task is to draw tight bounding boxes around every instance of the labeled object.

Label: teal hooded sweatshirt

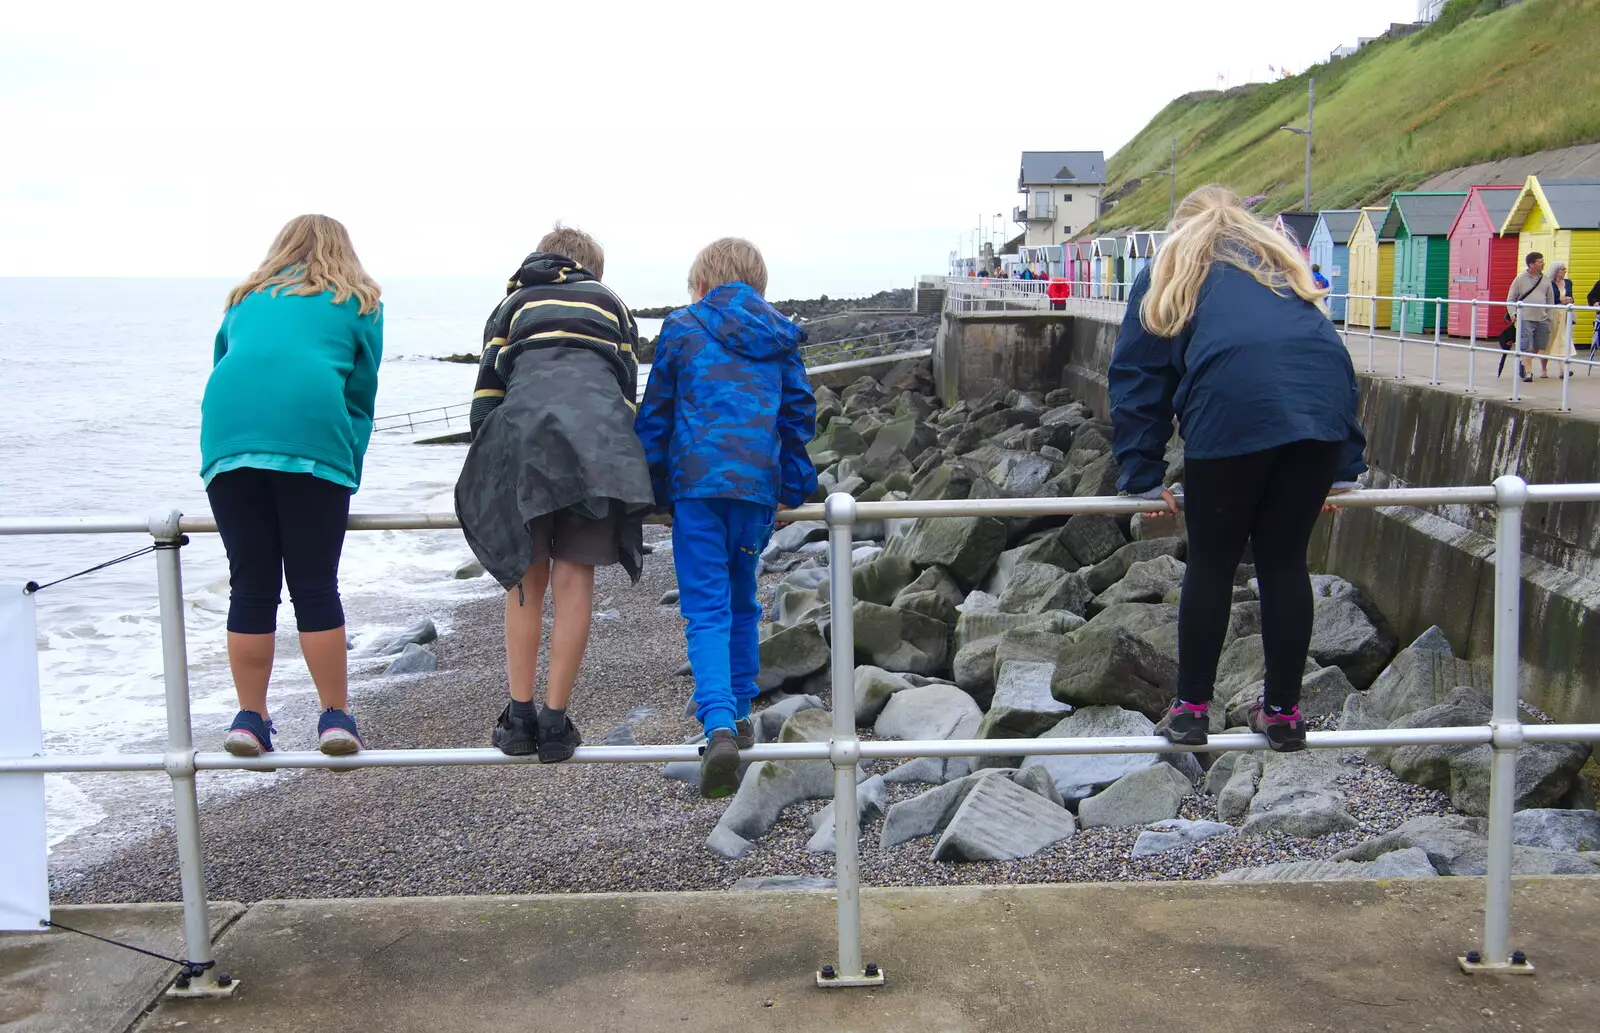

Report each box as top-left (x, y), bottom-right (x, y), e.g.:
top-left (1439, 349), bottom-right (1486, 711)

top-left (200, 287), bottom-right (383, 490)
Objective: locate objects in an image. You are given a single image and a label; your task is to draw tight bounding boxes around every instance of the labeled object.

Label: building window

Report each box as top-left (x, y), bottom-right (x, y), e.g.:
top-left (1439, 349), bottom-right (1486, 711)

top-left (1063, 225), bottom-right (1072, 234)
top-left (1063, 193), bottom-right (1073, 202)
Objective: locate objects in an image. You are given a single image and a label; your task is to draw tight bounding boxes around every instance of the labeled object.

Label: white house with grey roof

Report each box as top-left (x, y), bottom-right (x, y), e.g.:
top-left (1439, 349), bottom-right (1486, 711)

top-left (1016, 150), bottom-right (1105, 248)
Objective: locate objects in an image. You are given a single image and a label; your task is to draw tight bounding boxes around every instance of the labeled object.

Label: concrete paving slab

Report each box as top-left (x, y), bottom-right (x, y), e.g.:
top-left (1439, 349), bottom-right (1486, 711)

top-left (139, 879), bottom-right (1600, 1033)
top-left (0, 902), bottom-right (243, 1033)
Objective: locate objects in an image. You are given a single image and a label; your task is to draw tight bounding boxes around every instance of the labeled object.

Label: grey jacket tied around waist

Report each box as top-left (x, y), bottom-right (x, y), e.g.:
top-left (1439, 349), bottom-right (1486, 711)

top-left (455, 345), bottom-right (655, 587)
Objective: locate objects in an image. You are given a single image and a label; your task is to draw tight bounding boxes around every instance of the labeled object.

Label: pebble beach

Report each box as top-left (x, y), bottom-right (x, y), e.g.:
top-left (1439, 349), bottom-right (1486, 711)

top-left (51, 527), bottom-right (1467, 905)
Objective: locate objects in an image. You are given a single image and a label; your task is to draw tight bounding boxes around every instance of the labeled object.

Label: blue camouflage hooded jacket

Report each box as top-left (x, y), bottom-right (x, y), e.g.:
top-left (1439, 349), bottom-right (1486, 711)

top-left (635, 282), bottom-right (818, 509)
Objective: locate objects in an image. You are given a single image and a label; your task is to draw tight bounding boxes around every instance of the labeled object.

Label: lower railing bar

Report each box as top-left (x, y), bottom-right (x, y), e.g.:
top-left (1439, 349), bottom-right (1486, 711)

top-left (15, 722), bottom-right (1564, 775)
top-left (1524, 483), bottom-right (1600, 504)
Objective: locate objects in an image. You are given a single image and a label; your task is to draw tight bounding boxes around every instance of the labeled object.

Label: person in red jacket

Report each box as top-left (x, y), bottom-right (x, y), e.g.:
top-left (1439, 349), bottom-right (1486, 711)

top-left (1047, 274), bottom-right (1069, 311)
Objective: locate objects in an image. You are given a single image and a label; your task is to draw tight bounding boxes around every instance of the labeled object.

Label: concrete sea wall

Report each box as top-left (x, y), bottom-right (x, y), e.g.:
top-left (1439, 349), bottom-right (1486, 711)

top-left (933, 309), bottom-right (1600, 722)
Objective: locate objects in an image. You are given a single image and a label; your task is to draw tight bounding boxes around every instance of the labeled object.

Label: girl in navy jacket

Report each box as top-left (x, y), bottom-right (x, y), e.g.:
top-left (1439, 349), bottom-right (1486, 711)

top-left (1108, 185), bottom-right (1366, 753)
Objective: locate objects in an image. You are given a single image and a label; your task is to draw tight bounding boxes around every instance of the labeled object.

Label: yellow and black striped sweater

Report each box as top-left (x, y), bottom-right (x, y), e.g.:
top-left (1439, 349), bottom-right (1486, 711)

top-left (470, 252), bottom-right (639, 436)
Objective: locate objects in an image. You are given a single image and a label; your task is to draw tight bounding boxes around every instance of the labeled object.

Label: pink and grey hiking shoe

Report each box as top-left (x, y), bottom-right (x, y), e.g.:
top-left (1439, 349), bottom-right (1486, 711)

top-left (1154, 699), bottom-right (1209, 746)
top-left (1249, 699), bottom-right (1307, 753)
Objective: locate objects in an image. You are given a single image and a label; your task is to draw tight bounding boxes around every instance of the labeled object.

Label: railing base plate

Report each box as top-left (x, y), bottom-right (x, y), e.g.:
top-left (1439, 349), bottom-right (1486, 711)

top-left (1458, 956), bottom-right (1535, 977)
top-left (166, 976), bottom-right (240, 998)
top-left (816, 968), bottom-right (886, 989)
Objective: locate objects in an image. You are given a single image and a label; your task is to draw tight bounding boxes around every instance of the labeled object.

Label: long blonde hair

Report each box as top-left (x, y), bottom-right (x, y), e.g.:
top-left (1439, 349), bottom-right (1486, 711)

top-left (1140, 185), bottom-right (1324, 337)
top-left (226, 214), bottom-right (382, 315)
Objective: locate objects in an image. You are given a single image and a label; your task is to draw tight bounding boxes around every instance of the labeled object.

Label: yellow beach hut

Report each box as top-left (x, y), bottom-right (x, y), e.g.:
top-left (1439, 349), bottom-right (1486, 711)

top-left (1346, 206), bottom-right (1394, 329)
top-left (1499, 176), bottom-right (1600, 346)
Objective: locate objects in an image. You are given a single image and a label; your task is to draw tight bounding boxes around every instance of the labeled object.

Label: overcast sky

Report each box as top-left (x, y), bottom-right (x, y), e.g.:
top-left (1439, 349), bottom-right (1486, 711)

top-left (2, 0), bottom-right (1418, 306)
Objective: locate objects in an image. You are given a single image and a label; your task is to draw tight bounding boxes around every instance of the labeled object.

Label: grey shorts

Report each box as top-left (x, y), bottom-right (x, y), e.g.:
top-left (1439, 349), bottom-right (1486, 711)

top-left (528, 508), bottom-right (619, 567)
top-left (1522, 319), bottom-right (1550, 354)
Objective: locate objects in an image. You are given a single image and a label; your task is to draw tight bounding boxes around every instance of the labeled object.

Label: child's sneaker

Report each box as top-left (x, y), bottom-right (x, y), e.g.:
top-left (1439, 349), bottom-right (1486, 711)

top-left (492, 704), bottom-right (538, 756)
top-left (1249, 699), bottom-right (1307, 753)
top-left (224, 710), bottom-right (276, 757)
top-left (734, 718), bottom-right (756, 750)
top-left (700, 729), bottom-right (742, 800)
top-left (318, 708), bottom-right (364, 757)
top-left (537, 716), bottom-right (582, 764)
top-left (1153, 699), bottom-right (1209, 746)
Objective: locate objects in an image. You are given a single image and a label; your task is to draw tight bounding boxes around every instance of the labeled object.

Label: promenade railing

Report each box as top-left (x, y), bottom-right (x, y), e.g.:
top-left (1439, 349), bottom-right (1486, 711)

top-left (944, 277), bottom-right (1131, 322)
top-left (4, 480), bottom-right (1599, 990)
top-left (1329, 293), bottom-right (1600, 411)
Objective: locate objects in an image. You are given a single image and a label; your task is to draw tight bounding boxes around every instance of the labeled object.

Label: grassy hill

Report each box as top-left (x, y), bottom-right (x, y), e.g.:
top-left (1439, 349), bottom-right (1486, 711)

top-left (1099, 0), bottom-right (1600, 233)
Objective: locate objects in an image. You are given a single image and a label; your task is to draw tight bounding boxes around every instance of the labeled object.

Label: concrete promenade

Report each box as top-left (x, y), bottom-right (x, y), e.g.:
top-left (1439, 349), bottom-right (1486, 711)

top-left (6, 879), bottom-right (1600, 1032)
top-left (1339, 327), bottom-right (1600, 423)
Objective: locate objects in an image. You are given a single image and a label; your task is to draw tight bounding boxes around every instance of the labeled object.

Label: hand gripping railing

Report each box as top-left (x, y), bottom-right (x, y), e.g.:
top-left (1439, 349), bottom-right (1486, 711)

top-left (6, 479), bottom-right (1600, 989)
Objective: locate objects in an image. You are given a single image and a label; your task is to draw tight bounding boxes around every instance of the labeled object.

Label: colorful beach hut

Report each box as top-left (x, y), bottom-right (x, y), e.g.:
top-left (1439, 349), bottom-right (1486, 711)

top-left (1043, 244), bottom-right (1065, 280)
top-left (1092, 237), bottom-right (1124, 299)
top-left (1346, 206), bottom-right (1393, 329)
top-left (1500, 176), bottom-right (1600, 345)
top-left (1446, 185), bottom-right (1520, 339)
top-left (1275, 212), bottom-right (1318, 262)
top-left (1309, 210), bottom-right (1360, 322)
top-left (1381, 191), bottom-right (1468, 334)
top-left (1074, 241), bottom-right (1094, 296)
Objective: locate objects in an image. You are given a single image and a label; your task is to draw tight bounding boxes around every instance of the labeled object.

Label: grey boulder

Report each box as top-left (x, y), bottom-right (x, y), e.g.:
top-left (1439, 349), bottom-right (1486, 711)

top-left (931, 775), bottom-right (1077, 861)
top-left (853, 665), bottom-right (916, 725)
top-left (756, 622), bottom-right (830, 693)
top-left (1241, 751), bottom-right (1359, 839)
top-left (1216, 847), bottom-right (1439, 882)
top-left (805, 775), bottom-right (890, 854)
top-left (976, 661), bottom-right (1072, 741)
top-left (1132, 818), bottom-right (1234, 858)
top-left (1308, 596), bottom-right (1397, 690)
top-left (851, 601), bottom-right (950, 676)
top-left (1078, 763), bottom-right (1194, 828)
top-left (1089, 555), bottom-right (1187, 613)
top-left (384, 643), bottom-right (437, 675)
top-left (1050, 625), bottom-right (1177, 719)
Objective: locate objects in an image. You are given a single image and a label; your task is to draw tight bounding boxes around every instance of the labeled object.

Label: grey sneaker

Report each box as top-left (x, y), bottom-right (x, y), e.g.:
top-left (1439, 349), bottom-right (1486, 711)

top-left (700, 729), bottom-right (742, 800)
top-left (1153, 699), bottom-right (1209, 746)
top-left (734, 718), bottom-right (755, 750)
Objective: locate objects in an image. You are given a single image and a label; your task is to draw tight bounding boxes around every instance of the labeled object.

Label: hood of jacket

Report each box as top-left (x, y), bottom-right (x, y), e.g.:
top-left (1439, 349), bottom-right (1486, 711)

top-left (506, 252), bottom-right (596, 294)
top-left (687, 282), bottom-right (805, 360)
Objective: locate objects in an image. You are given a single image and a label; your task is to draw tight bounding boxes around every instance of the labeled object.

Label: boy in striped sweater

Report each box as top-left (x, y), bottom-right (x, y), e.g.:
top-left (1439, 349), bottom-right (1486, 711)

top-left (455, 226), bottom-right (655, 761)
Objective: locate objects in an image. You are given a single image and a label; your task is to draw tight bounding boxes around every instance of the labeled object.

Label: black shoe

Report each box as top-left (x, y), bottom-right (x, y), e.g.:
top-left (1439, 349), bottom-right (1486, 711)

top-left (1249, 698), bottom-right (1307, 753)
top-left (1153, 700), bottom-right (1209, 746)
top-left (492, 704), bottom-right (538, 757)
top-left (700, 729), bottom-right (742, 800)
top-left (734, 717), bottom-right (755, 750)
top-left (537, 716), bottom-right (582, 763)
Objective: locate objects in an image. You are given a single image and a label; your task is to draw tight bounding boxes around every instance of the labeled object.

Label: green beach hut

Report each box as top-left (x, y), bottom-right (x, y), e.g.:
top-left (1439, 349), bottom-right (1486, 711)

top-left (1380, 191), bottom-right (1468, 334)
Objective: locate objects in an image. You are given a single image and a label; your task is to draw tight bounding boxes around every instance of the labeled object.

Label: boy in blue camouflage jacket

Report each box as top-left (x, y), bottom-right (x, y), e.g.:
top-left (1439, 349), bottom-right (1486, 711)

top-left (635, 238), bottom-right (817, 798)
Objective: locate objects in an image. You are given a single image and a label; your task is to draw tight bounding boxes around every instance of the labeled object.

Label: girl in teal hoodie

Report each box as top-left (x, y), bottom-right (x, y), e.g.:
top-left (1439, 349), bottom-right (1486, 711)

top-left (199, 215), bottom-right (382, 760)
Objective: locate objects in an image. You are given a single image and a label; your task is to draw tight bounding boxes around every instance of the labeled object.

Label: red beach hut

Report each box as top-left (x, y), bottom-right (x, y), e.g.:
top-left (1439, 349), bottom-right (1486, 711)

top-left (1445, 185), bottom-right (1521, 339)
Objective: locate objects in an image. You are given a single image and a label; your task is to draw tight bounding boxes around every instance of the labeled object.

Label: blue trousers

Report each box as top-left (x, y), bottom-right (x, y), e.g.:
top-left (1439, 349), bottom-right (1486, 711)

top-left (672, 498), bottom-right (774, 735)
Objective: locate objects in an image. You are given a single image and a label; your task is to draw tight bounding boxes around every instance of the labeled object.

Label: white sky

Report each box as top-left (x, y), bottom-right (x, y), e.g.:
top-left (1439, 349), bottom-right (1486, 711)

top-left (2, 0), bottom-right (1417, 306)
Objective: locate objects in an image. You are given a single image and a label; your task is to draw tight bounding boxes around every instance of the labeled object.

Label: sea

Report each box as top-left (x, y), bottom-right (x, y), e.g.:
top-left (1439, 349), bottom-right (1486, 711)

top-left (0, 277), bottom-right (660, 851)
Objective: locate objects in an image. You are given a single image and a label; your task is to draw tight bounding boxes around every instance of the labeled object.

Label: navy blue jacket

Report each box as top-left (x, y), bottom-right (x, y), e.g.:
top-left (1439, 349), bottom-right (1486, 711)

top-left (635, 282), bottom-right (818, 509)
top-left (1108, 262), bottom-right (1367, 495)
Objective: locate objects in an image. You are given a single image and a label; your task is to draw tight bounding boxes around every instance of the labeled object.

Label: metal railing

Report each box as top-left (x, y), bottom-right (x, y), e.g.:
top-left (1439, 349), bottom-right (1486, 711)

top-left (1330, 293), bottom-right (1600, 412)
top-left (801, 330), bottom-right (926, 369)
top-left (373, 402), bottom-right (472, 434)
top-left (1013, 203), bottom-right (1057, 223)
top-left (4, 480), bottom-right (1600, 989)
top-left (945, 277), bottom-right (1131, 322)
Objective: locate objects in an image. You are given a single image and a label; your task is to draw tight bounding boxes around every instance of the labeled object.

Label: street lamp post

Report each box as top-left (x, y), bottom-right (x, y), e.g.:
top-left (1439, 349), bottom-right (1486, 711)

top-left (1279, 77), bottom-right (1315, 211)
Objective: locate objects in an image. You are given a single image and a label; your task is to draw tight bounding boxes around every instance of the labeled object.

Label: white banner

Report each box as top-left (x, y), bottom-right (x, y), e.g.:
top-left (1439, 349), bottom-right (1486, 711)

top-left (0, 588), bottom-right (48, 931)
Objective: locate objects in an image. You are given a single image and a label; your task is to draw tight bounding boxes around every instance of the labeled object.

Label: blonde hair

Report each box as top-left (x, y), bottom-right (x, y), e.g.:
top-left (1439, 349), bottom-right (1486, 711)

top-left (226, 215), bottom-right (381, 315)
top-left (689, 237), bottom-right (768, 297)
top-left (537, 223), bottom-right (604, 279)
top-left (1139, 185), bottom-right (1324, 337)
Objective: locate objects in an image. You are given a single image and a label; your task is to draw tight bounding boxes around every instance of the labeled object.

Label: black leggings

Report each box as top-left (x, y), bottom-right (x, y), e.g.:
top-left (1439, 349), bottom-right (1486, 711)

top-left (1176, 439), bottom-right (1342, 709)
top-left (207, 468), bottom-right (351, 635)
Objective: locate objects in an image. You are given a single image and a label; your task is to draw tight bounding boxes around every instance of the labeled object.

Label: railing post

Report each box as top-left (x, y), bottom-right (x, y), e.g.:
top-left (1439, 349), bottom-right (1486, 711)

top-left (1560, 305), bottom-right (1574, 412)
top-left (1467, 299), bottom-right (1478, 393)
top-left (1396, 298), bottom-right (1408, 379)
top-left (1432, 299), bottom-right (1443, 385)
top-left (817, 492), bottom-right (880, 988)
top-left (1367, 296), bottom-right (1377, 372)
top-left (150, 510), bottom-right (234, 997)
top-left (1461, 476), bottom-right (1534, 976)
top-left (1512, 304), bottom-right (1524, 402)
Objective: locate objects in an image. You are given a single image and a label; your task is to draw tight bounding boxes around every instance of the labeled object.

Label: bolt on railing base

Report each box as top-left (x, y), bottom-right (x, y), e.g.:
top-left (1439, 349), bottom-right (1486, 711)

top-left (1458, 950), bottom-right (1535, 977)
top-left (166, 973), bottom-right (240, 998)
top-left (816, 963), bottom-right (885, 989)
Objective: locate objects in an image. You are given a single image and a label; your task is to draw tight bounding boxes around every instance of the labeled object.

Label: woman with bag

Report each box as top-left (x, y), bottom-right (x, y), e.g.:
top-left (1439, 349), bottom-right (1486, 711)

top-left (200, 215), bottom-right (383, 760)
top-left (1108, 185), bottom-right (1366, 753)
